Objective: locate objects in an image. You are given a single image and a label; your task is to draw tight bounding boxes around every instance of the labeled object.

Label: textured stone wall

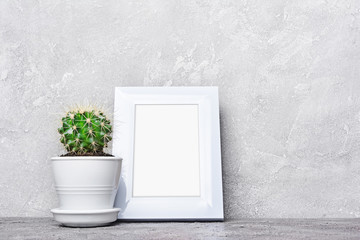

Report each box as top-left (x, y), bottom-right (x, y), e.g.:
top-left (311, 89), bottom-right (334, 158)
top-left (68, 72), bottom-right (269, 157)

top-left (1, 0), bottom-right (360, 218)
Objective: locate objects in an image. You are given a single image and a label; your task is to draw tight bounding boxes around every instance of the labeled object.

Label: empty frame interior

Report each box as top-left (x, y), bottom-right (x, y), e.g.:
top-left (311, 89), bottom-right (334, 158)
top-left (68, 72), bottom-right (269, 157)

top-left (132, 104), bottom-right (200, 197)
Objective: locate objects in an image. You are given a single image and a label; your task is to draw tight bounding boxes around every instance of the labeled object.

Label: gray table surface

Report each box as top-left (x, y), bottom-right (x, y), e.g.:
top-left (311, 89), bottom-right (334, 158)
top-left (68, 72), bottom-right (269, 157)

top-left (1, 218), bottom-right (360, 240)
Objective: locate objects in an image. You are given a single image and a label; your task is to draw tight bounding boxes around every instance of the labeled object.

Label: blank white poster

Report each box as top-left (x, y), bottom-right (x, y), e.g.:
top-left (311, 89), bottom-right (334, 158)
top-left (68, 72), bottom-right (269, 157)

top-left (132, 104), bottom-right (200, 197)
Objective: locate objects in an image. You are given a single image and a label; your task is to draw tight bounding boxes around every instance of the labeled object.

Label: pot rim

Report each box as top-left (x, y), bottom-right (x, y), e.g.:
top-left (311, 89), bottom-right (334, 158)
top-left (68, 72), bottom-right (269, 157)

top-left (51, 156), bottom-right (122, 161)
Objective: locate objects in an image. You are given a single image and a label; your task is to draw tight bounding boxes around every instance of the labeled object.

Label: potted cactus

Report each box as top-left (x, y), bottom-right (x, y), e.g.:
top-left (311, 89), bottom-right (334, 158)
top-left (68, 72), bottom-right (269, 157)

top-left (51, 107), bottom-right (122, 227)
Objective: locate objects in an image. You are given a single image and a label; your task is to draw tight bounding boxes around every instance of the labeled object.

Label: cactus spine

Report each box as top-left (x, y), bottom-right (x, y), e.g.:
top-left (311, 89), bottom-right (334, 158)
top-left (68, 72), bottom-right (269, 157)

top-left (58, 109), bottom-right (112, 155)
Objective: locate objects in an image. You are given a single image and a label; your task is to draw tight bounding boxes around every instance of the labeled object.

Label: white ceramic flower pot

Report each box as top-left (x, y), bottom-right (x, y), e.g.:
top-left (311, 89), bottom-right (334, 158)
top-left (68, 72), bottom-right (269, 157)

top-left (51, 156), bottom-right (122, 210)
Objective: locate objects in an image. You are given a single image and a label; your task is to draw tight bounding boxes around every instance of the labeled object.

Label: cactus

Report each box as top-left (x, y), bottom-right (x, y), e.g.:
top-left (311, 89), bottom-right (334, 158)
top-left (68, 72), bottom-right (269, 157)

top-left (58, 109), bottom-right (112, 155)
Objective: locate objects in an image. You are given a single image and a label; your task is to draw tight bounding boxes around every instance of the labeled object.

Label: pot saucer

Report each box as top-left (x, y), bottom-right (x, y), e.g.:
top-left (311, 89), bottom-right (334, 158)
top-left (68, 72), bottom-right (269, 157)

top-left (51, 208), bottom-right (120, 227)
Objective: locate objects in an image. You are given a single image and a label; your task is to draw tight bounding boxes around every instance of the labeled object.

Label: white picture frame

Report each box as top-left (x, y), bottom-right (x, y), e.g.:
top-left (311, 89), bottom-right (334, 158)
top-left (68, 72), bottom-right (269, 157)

top-left (112, 87), bottom-right (223, 221)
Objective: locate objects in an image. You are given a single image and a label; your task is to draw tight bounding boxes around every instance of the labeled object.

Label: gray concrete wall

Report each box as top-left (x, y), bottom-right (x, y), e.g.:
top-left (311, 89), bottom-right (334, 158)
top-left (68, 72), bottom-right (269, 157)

top-left (1, 0), bottom-right (360, 218)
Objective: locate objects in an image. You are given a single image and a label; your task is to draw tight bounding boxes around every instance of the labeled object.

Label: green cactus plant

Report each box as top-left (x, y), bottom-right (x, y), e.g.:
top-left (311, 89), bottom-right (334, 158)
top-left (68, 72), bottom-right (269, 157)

top-left (58, 109), bottom-right (112, 155)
